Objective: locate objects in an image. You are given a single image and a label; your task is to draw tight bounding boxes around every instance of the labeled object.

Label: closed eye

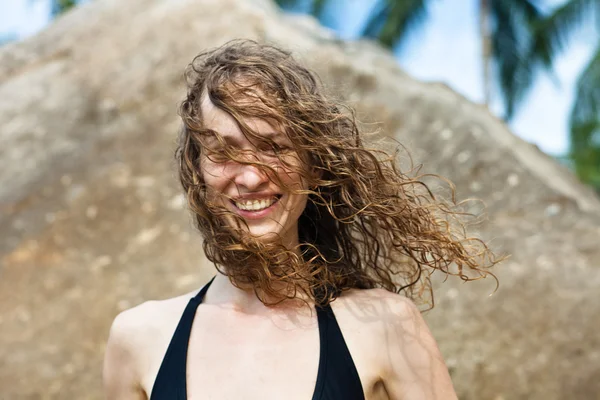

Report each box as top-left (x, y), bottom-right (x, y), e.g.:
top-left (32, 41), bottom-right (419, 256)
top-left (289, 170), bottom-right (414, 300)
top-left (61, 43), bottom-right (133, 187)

top-left (258, 142), bottom-right (293, 154)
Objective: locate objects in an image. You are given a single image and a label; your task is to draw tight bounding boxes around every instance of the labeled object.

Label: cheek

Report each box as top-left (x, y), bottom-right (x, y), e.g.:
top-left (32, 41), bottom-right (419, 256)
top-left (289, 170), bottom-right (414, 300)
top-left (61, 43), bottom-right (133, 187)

top-left (201, 158), bottom-right (227, 188)
top-left (277, 169), bottom-right (302, 188)
top-left (275, 158), bottom-right (309, 190)
top-left (280, 165), bottom-right (310, 208)
top-left (200, 161), bottom-right (233, 208)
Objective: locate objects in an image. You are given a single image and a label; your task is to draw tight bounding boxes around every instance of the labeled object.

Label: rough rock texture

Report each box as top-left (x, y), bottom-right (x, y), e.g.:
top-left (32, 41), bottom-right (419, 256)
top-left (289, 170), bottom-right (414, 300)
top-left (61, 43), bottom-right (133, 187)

top-left (1, 0), bottom-right (599, 399)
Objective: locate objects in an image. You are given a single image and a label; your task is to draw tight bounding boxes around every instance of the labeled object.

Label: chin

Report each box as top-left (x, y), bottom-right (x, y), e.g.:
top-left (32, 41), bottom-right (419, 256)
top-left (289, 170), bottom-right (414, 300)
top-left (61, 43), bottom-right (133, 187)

top-left (238, 222), bottom-right (296, 247)
top-left (245, 228), bottom-right (284, 243)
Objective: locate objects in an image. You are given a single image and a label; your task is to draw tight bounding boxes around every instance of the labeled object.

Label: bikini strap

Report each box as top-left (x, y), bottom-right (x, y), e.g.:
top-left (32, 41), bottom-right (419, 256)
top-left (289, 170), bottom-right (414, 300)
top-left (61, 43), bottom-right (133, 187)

top-left (149, 276), bottom-right (216, 400)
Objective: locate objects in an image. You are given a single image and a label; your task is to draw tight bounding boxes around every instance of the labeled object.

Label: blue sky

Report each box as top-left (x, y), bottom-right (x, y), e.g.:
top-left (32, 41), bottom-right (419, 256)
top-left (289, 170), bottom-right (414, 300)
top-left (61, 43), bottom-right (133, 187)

top-left (1, 0), bottom-right (594, 156)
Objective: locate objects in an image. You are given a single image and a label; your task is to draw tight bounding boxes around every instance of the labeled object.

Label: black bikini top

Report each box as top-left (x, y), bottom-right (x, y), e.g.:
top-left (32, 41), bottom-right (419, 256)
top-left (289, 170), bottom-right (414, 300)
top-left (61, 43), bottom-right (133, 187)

top-left (150, 277), bottom-right (365, 399)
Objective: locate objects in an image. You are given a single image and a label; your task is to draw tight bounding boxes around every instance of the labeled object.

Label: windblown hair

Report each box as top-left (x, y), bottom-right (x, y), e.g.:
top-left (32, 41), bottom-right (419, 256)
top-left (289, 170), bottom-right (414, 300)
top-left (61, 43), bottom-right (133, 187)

top-left (177, 39), bottom-right (501, 307)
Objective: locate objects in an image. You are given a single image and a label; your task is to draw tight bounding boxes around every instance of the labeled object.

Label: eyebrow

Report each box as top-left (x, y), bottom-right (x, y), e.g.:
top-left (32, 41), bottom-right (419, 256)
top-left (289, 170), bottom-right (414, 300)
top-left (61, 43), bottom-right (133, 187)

top-left (204, 131), bottom-right (285, 145)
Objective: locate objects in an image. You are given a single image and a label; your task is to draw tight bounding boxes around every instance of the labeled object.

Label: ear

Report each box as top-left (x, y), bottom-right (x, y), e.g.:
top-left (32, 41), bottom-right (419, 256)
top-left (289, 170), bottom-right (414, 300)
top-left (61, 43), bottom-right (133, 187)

top-left (311, 164), bottom-right (323, 180)
top-left (308, 164), bottom-right (323, 191)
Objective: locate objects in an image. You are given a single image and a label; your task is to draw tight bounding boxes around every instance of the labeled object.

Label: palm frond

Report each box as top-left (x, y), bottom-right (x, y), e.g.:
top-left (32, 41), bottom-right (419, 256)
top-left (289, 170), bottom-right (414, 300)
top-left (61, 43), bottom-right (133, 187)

top-left (312, 0), bottom-right (327, 17)
top-left (569, 45), bottom-right (600, 187)
top-left (362, 1), bottom-right (390, 39)
top-left (51, 0), bottom-right (77, 16)
top-left (273, 0), bottom-right (298, 8)
top-left (535, 0), bottom-right (599, 60)
top-left (490, 0), bottom-right (547, 119)
top-left (510, 0), bottom-right (557, 68)
top-left (274, 0), bottom-right (329, 19)
top-left (361, 0), bottom-right (429, 49)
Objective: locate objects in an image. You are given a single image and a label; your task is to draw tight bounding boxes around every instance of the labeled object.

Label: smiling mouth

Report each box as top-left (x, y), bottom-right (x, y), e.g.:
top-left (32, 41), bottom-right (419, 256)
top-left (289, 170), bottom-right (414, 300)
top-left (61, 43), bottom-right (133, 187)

top-left (232, 195), bottom-right (282, 211)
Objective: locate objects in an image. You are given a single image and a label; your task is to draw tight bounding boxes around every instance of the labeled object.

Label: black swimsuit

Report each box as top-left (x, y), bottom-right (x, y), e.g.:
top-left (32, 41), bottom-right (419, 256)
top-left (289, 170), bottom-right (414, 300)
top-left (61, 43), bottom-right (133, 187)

top-left (150, 277), bottom-right (365, 400)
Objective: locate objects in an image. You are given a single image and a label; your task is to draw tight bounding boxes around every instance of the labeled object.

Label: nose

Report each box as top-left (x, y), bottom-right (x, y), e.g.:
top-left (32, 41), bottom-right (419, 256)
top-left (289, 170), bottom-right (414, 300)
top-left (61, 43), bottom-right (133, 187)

top-left (234, 162), bottom-right (270, 191)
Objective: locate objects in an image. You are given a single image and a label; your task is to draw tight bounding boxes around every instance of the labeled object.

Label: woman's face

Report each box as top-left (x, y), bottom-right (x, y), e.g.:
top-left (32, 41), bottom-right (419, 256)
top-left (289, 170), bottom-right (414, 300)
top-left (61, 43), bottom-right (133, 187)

top-left (199, 94), bottom-right (309, 249)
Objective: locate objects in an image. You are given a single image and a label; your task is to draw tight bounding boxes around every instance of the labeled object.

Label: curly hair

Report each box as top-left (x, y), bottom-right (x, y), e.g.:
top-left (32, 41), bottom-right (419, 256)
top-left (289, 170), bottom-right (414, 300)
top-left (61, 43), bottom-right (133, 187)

top-left (176, 39), bottom-right (501, 307)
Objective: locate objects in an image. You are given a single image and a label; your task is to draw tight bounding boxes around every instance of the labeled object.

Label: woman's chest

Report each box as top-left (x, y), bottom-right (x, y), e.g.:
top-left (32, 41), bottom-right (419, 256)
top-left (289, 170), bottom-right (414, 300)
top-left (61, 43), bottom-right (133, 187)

top-left (186, 312), bottom-right (386, 399)
top-left (184, 314), bottom-right (323, 399)
top-left (143, 305), bottom-right (387, 400)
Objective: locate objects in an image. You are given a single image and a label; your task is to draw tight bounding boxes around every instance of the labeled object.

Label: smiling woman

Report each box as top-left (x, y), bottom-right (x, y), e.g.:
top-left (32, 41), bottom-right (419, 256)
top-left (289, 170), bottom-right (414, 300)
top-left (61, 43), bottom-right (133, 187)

top-left (103, 39), bottom-right (503, 400)
top-left (197, 92), bottom-right (310, 249)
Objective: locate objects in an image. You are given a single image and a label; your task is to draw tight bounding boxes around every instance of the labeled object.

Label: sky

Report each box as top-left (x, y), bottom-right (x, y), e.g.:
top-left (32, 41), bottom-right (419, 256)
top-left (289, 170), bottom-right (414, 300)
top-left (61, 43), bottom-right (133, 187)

top-left (0, 0), bottom-right (594, 156)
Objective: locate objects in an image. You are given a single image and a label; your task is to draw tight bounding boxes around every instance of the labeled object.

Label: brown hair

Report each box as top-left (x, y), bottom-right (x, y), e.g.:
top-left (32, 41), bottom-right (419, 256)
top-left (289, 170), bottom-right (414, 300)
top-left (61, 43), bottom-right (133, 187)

top-left (176, 39), bottom-right (501, 307)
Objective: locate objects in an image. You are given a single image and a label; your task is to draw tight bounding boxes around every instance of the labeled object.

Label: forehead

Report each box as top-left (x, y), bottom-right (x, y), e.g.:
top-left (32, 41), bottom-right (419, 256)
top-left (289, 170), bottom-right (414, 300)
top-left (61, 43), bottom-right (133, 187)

top-left (200, 92), bottom-right (279, 140)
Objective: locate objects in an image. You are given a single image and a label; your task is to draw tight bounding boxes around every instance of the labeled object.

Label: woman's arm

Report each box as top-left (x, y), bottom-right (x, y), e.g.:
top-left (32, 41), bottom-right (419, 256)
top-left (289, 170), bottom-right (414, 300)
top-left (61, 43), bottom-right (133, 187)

top-left (381, 296), bottom-right (458, 400)
top-left (103, 312), bottom-right (146, 400)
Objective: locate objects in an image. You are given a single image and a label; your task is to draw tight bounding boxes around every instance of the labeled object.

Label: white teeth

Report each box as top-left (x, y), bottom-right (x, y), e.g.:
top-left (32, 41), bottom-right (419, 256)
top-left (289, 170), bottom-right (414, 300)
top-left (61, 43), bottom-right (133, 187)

top-left (234, 198), bottom-right (277, 211)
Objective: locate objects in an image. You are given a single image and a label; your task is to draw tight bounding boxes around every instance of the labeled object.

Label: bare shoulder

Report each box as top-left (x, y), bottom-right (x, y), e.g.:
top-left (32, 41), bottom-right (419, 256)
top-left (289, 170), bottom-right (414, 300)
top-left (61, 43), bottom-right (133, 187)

top-left (108, 292), bottom-right (193, 351)
top-left (332, 288), bottom-right (429, 356)
top-left (103, 292), bottom-right (196, 399)
top-left (335, 288), bottom-right (457, 399)
top-left (337, 288), bottom-right (439, 356)
top-left (334, 287), bottom-right (422, 327)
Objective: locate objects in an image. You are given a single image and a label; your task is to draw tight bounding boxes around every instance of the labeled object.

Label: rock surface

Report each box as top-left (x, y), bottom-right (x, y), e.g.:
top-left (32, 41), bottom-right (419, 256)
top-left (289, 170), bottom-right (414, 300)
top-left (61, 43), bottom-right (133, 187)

top-left (1, 0), bottom-right (599, 398)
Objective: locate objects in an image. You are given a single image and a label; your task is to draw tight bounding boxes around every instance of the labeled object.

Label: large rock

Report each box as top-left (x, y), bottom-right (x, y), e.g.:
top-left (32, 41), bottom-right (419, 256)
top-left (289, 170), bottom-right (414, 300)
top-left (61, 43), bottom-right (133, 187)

top-left (1, 0), bottom-right (599, 398)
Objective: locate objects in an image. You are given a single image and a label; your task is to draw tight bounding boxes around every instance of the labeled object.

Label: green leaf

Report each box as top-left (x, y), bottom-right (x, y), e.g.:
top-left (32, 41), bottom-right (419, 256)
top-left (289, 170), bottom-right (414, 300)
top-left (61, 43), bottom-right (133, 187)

top-left (52, 0), bottom-right (78, 16)
top-left (312, 0), bottom-right (327, 17)
top-left (361, 0), bottom-right (429, 49)
top-left (534, 0), bottom-right (599, 61)
top-left (490, 0), bottom-right (545, 119)
top-left (569, 45), bottom-right (600, 188)
top-left (273, 0), bottom-right (298, 8)
top-left (274, 0), bottom-right (328, 18)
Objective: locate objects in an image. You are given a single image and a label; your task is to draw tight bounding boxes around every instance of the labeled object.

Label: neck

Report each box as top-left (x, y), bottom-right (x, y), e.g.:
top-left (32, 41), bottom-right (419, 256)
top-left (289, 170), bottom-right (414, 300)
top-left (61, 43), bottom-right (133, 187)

top-left (203, 272), bottom-right (313, 313)
top-left (280, 226), bottom-right (301, 257)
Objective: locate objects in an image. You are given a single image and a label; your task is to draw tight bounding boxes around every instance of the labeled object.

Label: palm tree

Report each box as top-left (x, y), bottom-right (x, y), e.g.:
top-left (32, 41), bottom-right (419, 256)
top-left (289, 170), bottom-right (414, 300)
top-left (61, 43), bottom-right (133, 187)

top-left (570, 48), bottom-right (600, 190)
top-left (275, 0), bottom-right (599, 190)
top-left (536, 0), bottom-right (600, 190)
top-left (276, 0), bottom-right (551, 118)
top-left (50, 0), bottom-right (77, 16)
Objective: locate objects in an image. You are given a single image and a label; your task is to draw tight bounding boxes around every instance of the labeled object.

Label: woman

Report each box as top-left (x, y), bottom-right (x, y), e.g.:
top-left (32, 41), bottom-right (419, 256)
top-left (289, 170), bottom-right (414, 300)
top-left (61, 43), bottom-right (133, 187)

top-left (103, 39), bottom-right (499, 400)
